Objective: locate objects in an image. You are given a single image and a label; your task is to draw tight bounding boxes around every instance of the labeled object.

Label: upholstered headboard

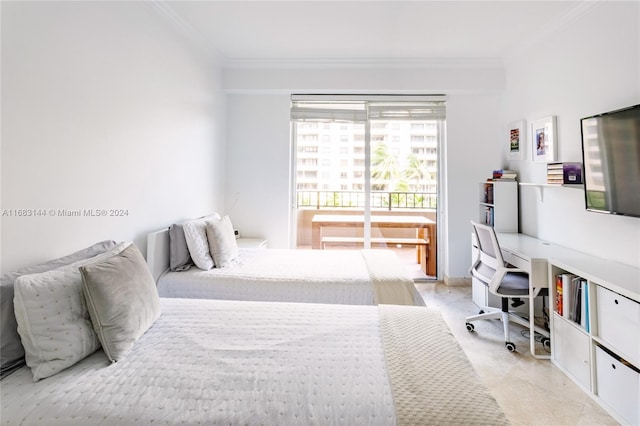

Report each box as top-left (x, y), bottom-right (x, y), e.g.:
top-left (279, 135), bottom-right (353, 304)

top-left (146, 228), bottom-right (170, 282)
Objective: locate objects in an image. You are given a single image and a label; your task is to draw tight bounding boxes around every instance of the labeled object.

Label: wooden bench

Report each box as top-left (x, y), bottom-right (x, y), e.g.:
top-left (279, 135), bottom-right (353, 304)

top-left (321, 236), bottom-right (430, 273)
top-left (321, 236), bottom-right (429, 248)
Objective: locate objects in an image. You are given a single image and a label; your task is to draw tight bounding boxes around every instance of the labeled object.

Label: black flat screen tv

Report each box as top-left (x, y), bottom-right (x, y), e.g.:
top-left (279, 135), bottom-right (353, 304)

top-left (580, 104), bottom-right (640, 218)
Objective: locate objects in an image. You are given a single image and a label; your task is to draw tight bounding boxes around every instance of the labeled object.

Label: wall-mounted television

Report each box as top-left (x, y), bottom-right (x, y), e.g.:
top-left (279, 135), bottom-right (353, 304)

top-left (580, 104), bottom-right (640, 218)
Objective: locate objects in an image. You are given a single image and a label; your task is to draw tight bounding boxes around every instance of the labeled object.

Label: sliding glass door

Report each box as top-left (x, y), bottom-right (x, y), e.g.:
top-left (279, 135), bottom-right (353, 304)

top-left (291, 95), bottom-right (445, 278)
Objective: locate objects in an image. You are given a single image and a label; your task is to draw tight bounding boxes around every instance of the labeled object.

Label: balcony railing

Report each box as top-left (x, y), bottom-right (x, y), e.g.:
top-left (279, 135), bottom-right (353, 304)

top-left (297, 190), bottom-right (437, 210)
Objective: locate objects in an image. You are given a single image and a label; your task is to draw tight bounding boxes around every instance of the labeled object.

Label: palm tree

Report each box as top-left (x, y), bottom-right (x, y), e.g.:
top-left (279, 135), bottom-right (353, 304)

top-left (371, 143), bottom-right (400, 191)
top-left (404, 153), bottom-right (427, 192)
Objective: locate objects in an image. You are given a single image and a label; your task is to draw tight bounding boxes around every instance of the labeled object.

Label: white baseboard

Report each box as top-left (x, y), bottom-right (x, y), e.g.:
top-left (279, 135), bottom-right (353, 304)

top-left (443, 276), bottom-right (471, 287)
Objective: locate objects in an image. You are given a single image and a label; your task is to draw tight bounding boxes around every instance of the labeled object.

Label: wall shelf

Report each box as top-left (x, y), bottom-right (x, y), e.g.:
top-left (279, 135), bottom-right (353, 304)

top-left (519, 182), bottom-right (583, 201)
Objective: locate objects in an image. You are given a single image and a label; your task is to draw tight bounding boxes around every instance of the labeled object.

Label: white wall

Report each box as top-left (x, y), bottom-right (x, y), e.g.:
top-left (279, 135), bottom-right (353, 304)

top-left (445, 95), bottom-right (503, 279)
top-left (225, 94), bottom-right (292, 248)
top-left (503, 1), bottom-right (640, 268)
top-left (1, 2), bottom-right (226, 272)
top-left (223, 63), bottom-right (504, 94)
top-left (224, 64), bottom-right (505, 280)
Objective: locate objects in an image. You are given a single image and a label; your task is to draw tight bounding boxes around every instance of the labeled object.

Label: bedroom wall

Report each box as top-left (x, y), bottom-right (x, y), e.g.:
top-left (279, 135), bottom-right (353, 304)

top-left (502, 1), bottom-right (640, 268)
top-left (225, 94), bottom-right (292, 248)
top-left (1, 1), bottom-right (226, 272)
top-left (223, 65), bottom-right (504, 280)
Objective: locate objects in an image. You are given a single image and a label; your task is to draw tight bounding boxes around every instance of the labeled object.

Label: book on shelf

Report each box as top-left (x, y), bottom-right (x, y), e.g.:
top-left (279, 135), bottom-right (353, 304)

top-left (571, 276), bottom-right (581, 323)
top-left (483, 183), bottom-right (494, 204)
top-left (555, 274), bottom-right (563, 316)
top-left (547, 163), bottom-right (564, 185)
top-left (555, 273), bottom-right (590, 331)
top-left (582, 280), bottom-right (590, 332)
top-left (484, 207), bottom-right (494, 226)
top-left (492, 169), bottom-right (518, 181)
top-left (575, 278), bottom-right (590, 332)
top-left (562, 274), bottom-right (576, 319)
top-left (572, 277), bottom-right (590, 331)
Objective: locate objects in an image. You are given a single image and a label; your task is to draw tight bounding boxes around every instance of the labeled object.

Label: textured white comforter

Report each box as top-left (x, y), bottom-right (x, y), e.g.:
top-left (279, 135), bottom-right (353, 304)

top-left (157, 248), bottom-right (424, 306)
top-left (2, 299), bottom-right (394, 425)
top-left (1, 298), bottom-right (508, 426)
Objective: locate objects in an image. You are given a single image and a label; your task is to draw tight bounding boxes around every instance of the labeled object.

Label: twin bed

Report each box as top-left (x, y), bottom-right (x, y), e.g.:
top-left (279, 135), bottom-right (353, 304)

top-left (147, 227), bottom-right (425, 307)
top-left (0, 229), bottom-right (509, 425)
top-left (2, 298), bottom-right (507, 425)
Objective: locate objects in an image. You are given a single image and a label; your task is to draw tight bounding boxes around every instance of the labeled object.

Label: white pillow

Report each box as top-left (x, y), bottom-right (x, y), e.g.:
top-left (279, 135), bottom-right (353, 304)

top-left (1, 240), bottom-right (118, 379)
top-left (183, 213), bottom-right (221, 270)
top-left (206, 215), bottom-right (239, 268)
top-left (13, 242), bottom-right (130, 381)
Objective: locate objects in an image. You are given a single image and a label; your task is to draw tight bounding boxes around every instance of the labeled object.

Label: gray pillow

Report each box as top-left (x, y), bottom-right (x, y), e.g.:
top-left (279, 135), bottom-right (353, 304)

top-left (0, 240), bottom-right (117, 378)
top-left (80, 244), bottom-right (161, 362)
top-left (168, 224), bottom-right (193, 271)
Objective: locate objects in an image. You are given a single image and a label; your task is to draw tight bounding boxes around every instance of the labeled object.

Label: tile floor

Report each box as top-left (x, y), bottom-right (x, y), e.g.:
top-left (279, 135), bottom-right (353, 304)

top-left (414, 282), bottom-right (619, 426)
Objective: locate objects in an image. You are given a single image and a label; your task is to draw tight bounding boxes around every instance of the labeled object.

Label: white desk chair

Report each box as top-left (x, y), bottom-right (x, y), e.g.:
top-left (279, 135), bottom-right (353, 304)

top-left (465, 221), bottom-right (550, 353)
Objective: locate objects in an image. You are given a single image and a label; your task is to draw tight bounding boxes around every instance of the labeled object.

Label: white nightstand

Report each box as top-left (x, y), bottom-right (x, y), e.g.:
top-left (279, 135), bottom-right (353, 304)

top-left (236, 238), bottom-right (268, 249)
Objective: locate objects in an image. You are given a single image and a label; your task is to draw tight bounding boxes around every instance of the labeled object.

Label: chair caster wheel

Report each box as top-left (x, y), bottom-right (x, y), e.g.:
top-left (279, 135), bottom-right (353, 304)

top-left (478, 310), bottom-right (485, 314)
top-left (541, 337), bottom-right (551, 351)
top-left (505, 342), bottom-right (516, 352)
top-left (466, 322), bottom-right (475, 332)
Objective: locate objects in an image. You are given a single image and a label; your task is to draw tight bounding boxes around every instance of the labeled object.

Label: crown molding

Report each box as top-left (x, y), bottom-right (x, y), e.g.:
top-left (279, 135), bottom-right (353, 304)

top-left (222, 57), bottom-right (504, 70)
top-left (150, 0), bottom-right (225, 65)
top-left (503, 0), bottom-right (601, 64)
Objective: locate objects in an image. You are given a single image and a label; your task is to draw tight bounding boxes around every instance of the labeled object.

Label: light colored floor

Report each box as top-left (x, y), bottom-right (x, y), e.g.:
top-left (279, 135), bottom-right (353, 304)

top-left (414, 282), bottom-right (619, 426)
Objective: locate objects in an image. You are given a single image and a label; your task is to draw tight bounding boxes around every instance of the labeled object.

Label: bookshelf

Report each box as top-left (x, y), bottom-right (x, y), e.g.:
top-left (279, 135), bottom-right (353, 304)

top-left (549, 259), bottom-right (639, 425)
top-left (478, 181), bottom-right (518, 232)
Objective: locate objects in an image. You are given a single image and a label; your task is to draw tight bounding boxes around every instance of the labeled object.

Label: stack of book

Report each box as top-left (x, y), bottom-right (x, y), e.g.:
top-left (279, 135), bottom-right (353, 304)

top-left (555, 273), bottom-right (590, 331)
top-left (547, 162), bottom-right (583, 184)
top-left (492, 169), bottom-right (518, 181)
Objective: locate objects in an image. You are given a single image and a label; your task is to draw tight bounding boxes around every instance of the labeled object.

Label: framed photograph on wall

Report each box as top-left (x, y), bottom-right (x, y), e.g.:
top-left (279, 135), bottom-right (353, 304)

top-left (508, 120), bottom-right (526, 160)
top-left (531, 115), bottom-right (557, 163)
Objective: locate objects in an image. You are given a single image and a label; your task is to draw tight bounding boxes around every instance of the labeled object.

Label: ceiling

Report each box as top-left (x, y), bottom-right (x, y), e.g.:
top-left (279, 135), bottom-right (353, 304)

top-left (159, 1), bottom-right (591, 65)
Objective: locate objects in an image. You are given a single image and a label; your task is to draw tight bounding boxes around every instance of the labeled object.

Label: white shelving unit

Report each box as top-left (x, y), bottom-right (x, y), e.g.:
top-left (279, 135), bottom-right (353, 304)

top-left (549, 257), bottom-right (639, 425)
top-left (478, 180), bottom-right (518, 232)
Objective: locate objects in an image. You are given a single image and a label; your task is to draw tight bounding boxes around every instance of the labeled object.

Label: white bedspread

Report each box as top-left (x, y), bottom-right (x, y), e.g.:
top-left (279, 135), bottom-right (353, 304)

top-left (1, 298), bottom-right (507, 425)
top-left (2, 299), bottom-right (394, 425)
top-left (157, 249), bottom-right (424, 306)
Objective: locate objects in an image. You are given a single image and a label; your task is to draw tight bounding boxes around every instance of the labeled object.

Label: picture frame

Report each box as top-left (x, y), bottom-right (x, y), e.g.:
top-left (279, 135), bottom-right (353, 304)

top-left (531, 115), bottom-right (557, 163)
top-left (507, 120), bottom-right (526, 160)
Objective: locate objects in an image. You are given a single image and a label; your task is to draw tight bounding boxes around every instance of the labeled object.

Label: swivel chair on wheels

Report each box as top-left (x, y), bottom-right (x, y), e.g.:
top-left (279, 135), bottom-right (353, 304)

top-left (465, 221), bottom-right (550, 356)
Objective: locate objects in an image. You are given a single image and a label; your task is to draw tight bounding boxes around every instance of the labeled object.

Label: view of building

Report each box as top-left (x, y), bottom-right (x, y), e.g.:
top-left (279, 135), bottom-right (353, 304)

top-left (295, 119), bottom-right (439, 210)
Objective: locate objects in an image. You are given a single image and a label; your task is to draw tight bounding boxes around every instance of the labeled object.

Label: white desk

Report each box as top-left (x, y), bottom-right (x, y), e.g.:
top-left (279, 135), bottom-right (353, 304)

top-left (497, 232), bottom-right (640, 303)
top-left (496, 232), bottom-right (553, 288)
top-left (494, 232), bottom-right (640, 360)
top-left (494, 232), bottom-right (555, 359)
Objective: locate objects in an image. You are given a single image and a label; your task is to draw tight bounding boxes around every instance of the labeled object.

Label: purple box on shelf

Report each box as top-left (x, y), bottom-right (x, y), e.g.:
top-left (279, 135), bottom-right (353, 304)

top-left (562, 162), bottom-right (583, 184)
